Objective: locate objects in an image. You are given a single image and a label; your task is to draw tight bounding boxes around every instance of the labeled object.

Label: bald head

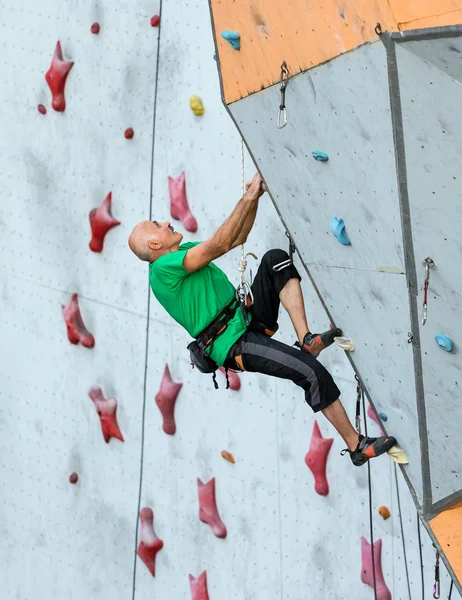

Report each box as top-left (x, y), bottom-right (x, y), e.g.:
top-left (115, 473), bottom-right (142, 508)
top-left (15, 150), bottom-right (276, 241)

top-left (128, 220), bottom-right (183, 262)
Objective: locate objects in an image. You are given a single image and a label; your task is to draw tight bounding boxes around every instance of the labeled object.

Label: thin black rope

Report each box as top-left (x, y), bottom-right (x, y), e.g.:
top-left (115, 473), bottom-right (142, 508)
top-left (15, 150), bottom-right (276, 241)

top-left (448, 579), bottom-right (453, 599)
top-left (131, 3), bottom-right (164, 598)
top-left (362, 387), bottom-right (378, 600)
top-left (416, 512), bottom-right (425, 600)
top-left (394, 464), bottom-right (412, 599)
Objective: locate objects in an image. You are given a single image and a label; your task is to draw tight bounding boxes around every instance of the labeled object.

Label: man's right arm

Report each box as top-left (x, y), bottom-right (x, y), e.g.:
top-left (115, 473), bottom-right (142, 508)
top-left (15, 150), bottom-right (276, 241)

top-left (183, 174), bottom-right (263, 273)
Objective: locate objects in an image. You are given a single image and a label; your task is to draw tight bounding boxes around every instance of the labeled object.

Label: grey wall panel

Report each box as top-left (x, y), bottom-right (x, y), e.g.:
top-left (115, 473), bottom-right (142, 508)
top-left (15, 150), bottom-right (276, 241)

top-left (396, 42), bottom-right (462, 505)
top-left (229, 42), bottom-right (405, 274)
top-left (402, 36), bottom-right (462, 85)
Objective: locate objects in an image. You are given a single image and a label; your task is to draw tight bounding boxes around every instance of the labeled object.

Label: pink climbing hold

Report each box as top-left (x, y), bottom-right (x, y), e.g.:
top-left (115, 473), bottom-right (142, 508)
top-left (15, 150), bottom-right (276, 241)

top-left (45, 41), bottom-right (74, 112)
top-left (151, 15), bottom-right (160, 27)
top-left (219, 367), bottom-right (241, 391)
top-left (88, 386), bottom-right (124, 443)
top-left (137, 507), bottom-right (164, 577)
top-left (89, 191), bottom-right (121, 252)
top-left (197, 477), bottom-right (227, 538)
top-left (90, 22), bottom-right (100, 34)
top-left (37, 104), bottom-right (47, 115)
top-left (124, 127), bottom-right (134, 139)
top-left (155, 364), bottom-right (182, 435)
top-left (69, 472), bottom-right (78, 484)
top-left (168, 172), bottom-right (198, 233)
top-left (189, 571), bottom-right (210, 600)
top-left (305, 420), bottom-right (333, 496)
top-left (361, 537), bottom-right (391, 600)
top-left (62, 293), bottom-right (95, 348)
top-left (367, 404), bottom-right (385, 434)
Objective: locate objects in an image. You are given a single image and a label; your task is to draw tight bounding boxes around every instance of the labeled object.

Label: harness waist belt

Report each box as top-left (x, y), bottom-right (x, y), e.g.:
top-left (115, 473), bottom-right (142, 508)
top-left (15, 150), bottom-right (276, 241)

top-left (195, 299), bottom-right (239, 349)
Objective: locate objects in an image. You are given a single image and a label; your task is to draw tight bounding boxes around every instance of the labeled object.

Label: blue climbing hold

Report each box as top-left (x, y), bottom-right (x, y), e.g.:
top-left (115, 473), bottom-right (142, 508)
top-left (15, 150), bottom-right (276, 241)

top-left (221, 30), bottom-right (241, 50)
top-left (330, 217), bottom-right (351, 245)
top-left (213, 52), bottom-right (217, 61)
top-left (435, 334), bottom-right (454, 352)
top-left (312, 150), bottom-right (329, 162)
top-left (379, 411), bottom-right (388, 422)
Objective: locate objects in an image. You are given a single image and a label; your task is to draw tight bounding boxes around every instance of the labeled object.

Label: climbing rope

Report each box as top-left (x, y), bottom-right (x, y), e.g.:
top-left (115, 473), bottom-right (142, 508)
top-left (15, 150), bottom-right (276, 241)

top-left (394, 464), bottom-right (412, 600)
top-left (417, 513), bottom-right (425, 600)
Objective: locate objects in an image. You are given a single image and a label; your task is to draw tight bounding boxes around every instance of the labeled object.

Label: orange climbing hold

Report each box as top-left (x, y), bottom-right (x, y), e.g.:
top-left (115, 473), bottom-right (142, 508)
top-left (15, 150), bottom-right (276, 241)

top-left (221, 450), bottom-right (235, 464)
top-left (379, 506), bottom-right (391, 520)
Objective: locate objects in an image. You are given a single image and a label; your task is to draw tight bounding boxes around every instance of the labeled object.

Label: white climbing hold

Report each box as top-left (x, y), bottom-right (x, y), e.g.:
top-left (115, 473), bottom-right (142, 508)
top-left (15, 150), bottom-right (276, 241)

top-left (387, 445), bottom-right (409, 464)
top-left (334, 336), bottom-right (355, 351)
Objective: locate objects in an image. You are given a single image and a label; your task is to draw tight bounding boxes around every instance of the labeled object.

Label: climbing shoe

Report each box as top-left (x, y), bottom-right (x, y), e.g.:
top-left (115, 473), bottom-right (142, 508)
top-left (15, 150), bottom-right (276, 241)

top-left (299, 328), bottom-right (342, 358)
top-left (342, 434), bottom-right (398, 467)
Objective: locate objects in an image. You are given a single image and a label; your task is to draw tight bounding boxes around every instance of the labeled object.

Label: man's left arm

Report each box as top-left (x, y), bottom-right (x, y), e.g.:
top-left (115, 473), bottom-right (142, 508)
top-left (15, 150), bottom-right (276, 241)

top-left (231, 200), bottom-right (259, 248)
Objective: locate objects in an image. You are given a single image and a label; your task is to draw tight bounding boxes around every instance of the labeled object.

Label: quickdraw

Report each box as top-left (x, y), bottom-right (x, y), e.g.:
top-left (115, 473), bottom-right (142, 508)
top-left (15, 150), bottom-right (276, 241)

top-left (422, 257), bottom-right (434, 326)
top-left (277, 61), bottom-right (289, 129)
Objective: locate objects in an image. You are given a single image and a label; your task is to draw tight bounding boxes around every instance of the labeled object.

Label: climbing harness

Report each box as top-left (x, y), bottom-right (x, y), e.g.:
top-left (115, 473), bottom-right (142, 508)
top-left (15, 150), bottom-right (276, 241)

top-left (422, 257), bottom-right (434, 326)
top-left (277, 61), bottom-right (289, 129)
top-left (273, 230), bottom-right (296, 271)
top-left (433, 549), bottom-right (440, 599)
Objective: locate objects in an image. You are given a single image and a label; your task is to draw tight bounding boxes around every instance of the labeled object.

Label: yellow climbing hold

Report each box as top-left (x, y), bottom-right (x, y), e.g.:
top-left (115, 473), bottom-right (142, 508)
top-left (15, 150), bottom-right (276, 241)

top-left (379, 506), bottom-right (391, 520)
top-left (334, 336), bottom-right (355, 351)
top-left (190, 95), bottom-right (205, 116)
top-left (387, 445), bottom-right (409, 464)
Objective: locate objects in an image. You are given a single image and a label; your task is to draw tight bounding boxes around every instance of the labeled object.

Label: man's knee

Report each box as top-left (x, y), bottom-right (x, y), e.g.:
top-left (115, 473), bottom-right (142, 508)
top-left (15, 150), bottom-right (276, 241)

top-left (261, 248), bottom-right (290, 268)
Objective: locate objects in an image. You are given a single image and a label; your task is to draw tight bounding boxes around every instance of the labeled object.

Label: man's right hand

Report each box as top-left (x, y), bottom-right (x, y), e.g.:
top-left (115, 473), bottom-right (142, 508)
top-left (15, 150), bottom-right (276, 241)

top-left (244, 172), bottom-right (265, 200)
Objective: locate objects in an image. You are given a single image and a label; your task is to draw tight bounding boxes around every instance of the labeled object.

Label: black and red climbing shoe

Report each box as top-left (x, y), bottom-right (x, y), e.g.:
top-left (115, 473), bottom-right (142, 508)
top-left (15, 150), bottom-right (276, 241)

top-left (300, 328), bottom-right (342, 358)
top-left (342, 434), bottom-right (397, 467)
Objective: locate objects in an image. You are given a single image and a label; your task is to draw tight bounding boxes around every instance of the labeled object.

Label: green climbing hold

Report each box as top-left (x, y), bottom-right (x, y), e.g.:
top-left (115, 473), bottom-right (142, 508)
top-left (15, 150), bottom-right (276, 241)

top-left (221, 31), bottom-right (240, 50)
top-left (312, 150), bottom-right (329, 162)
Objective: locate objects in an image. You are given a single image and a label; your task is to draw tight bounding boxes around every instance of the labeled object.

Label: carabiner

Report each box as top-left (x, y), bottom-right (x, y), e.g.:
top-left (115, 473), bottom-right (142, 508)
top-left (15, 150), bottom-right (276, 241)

top-left (422, 257), bottom-right (434, 326)
top-left (277, 61), bottom-right (289, 129)
top-left (433, 550), bottom-right (440, 599)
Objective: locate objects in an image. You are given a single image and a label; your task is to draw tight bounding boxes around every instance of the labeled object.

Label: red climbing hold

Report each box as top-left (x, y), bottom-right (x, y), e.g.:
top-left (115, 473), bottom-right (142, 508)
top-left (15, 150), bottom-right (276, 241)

top-left (62, 293), bottom-right (95, 348)
top-left (361, 537), bottom-right (391, 600)
top-left (124, 127), bottom-right (134, 139)
top-left (189, 571), bottom-right (210, 600)
top-left (37, 104), bottom-right (47, 115)
top-left (90, 22), bottom-right (100, 34)
top-left (155, 364), bottom-right (182, 435)
top-left (137, 507), bottom-right (164, 577)
top-left (151, 15), bottom-right (160, 27)
top-left (197, 477), bottom-right (227, 538)
top-left (89, 191), bottom-right (121, 253)
top-left (88, 386), bottom-right (124, 443)
top-left (45, 41), bottom-right (74, 112)
top-left (69, 472), bottom-right (78, 484)
top-left (168, 172), bottom-right (198, 233)
top-left (219, 367), bottom-right (241, 391)
top-left (305, 420), bottom-right (333, 496)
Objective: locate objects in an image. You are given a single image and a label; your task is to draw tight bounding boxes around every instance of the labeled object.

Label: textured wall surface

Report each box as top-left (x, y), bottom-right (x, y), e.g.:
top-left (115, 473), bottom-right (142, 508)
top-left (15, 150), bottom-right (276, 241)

top-left (0, 1), bottom-right (460, 599)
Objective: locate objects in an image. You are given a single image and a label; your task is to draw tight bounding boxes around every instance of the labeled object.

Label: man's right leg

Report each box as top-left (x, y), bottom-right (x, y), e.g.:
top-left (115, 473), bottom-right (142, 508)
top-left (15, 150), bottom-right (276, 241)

top-left (226, 330), bottom-right (397, 466)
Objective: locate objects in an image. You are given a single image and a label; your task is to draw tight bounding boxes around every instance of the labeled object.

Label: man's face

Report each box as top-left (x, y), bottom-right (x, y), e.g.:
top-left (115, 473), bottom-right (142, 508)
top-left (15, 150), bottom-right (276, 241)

top-left (150, 220), bottom-right (183, 249)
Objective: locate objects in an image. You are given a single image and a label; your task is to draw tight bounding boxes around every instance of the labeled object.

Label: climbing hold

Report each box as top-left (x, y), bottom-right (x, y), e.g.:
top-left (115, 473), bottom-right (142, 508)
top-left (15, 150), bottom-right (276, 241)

top-left (334, 336), bottom-right (355, 351)
top-left (304, 420), bottom-right (333, 496)
top-left (45, 41), bottom-right (74, 112)
top-left (168, 172), bottom-right (198, 233)
top-left (137, 507), bottom-right (164, 577)
top-left (69, 472), bottom-right (78, 484)
top-left (89, 191), bottom-right (121, 253)
top-left (62, 293), bottom-right (95, 348)
top-left (150, 15), bottom-right (160, 27)
top-left (90, 22), bottom-right (100, 34)
top-left (37, 104), bottom-right (47, 115)
top-left (379, 506), bottom-right (391, 520)
top-left (124, 127), bottom-right (134, 139)
top-left (190, 95), bottom-right (205, 117)
top-left (387, 445), bottom-right (408, 464)
top-left (330, 217), bottom-right (351, 245)
top-left (88, 386), bottom-right (124, 443)
top-left (213, 52), bottom-right (217, 61)
top-left (155, 364), bottom-right (182, 435)
top-left (221, 450), bottom-right (235, 464)
top-left (189, 571), bottom-right (210, 600)
top-left (361, 537), bottom-right (391, 600)
top-left (218, 367), bottom-right (241, 391)
top-left (197, 477), bottom-right (227, 538)
top-left (379, 411), bottom-right (388, 421)
top-left (367, 404), bottom-right (385, 434)
top-left (221, 30), bottom-right (240, 50)
top-left (435, 334), bottom-right (454, 352)
top-left (312, 150), bottom-right (329, 162)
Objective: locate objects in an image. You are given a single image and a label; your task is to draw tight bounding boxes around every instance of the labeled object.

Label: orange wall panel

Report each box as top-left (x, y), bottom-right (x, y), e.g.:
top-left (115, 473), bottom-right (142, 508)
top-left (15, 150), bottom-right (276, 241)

top-left (429, 503), bottom-right (462, 584)
top-left (399, 9), bottom-right (462, 30)
top-left (388, 0), bottom-right (462, 26)
top-left (211, 0), bottom-right (396, 104)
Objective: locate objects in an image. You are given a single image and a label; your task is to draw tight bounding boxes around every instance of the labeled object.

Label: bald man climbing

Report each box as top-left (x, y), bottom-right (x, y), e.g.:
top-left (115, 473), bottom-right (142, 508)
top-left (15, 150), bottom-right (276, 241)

top-left (128, 173), bottom-right (397, 466)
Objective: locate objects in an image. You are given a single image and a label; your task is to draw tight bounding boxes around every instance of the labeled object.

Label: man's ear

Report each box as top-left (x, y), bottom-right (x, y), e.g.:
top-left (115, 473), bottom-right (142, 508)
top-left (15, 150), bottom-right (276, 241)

top-left (148, 239), bottom-right (162, 251)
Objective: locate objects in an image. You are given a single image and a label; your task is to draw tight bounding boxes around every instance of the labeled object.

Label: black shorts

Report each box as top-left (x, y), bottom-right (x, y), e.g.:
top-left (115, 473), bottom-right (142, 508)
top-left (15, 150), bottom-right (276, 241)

top-left (224, 249), bottom-right (340, 412)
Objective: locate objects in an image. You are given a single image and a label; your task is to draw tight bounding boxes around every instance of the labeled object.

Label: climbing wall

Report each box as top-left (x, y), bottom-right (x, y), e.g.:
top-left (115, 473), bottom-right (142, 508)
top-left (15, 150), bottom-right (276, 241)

top-left (1, 1), bottom-right (461, 599)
